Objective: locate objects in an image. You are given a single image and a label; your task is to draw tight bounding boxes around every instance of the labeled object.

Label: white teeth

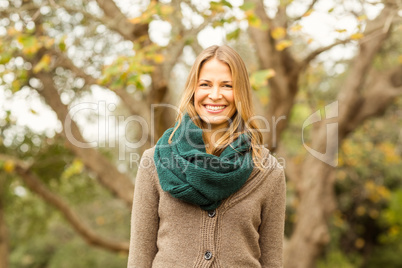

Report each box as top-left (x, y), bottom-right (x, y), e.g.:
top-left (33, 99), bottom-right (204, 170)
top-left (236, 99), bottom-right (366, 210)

top-left (205, 105), bottom-right (225, 111)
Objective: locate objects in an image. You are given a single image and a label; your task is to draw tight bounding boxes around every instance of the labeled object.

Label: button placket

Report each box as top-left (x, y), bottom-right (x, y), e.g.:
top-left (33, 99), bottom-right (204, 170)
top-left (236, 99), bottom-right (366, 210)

top-left (208, 210), bottom-right (216, 218)
top-left (204, 251), bottom-right (213, 260)
top-left (198, 208), bottom-right (218, 265)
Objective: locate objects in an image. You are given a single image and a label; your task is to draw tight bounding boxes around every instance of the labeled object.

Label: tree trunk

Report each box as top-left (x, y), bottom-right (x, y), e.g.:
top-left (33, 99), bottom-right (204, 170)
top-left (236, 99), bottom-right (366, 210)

top-left (284, 119), bottom-right (338, 267)
top-left (285, 159), bottom-right (337, 268)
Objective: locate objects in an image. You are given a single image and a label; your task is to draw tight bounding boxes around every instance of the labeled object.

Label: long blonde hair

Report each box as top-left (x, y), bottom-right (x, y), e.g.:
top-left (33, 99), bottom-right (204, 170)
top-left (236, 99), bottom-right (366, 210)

top-left (168, 45), bottom-right (264, 169)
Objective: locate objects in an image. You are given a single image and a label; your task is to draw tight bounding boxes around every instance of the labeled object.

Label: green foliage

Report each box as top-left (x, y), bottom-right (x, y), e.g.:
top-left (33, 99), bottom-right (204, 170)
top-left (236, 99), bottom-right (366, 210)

top-left (317, 249), bottom-right (362, 268)
top-left (379, 189), bottom-right (402, 244)
top-left (239, 2), bottom-right (255, 12)
top-left (366, 240), bottom-right (402, 268)
top-left (331, 104), bottom-right (402, 265)
top-left (98, 44), bottom-right (164, 90)
top-left (47, 239), bottom-right (127, 268)
top-left (250, 69), bottom-right (276, 92)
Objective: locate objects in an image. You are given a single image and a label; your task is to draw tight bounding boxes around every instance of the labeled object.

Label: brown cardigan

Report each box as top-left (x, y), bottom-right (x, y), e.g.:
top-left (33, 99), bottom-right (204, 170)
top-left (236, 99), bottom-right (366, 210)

top-left (128, 146), bottom-right (286, 268)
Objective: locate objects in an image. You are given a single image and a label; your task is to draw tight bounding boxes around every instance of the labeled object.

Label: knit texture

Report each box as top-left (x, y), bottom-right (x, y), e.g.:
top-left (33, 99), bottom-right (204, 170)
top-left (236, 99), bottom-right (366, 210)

top-left (128, 146), bottom-right (286, 268)
top-left (154, 113), bottom-right (254, 210)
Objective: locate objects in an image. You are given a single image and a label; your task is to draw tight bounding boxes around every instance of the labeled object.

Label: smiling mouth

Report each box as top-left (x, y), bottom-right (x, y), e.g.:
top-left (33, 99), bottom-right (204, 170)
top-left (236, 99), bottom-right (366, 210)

top-left (204, 105), bottom-right (226, 111)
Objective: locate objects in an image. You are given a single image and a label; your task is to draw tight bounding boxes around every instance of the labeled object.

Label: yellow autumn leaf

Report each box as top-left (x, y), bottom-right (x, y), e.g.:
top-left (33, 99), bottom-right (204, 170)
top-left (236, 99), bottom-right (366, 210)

top-left (355, 238), bottom-right (365, 249)
top-left (18, 35), bottom-right (41, 55)
top-left (388, 226), bottom-right (400, 237)
top-left (61, 158), bottom-right (84, 180)
top-left (129, 17), bottom-right (141, 24)
top-left (39, 36), bottom-right (55, 49)
top-left (377, 185), bottom-right (391, 200)
top-left (33, 54), bottom-right (51, 73)
top-left (303, 9), bottom-right (313, 17)
top-left (378, 142), bottom-right (400, 164)
top-left (7, 27), bottom-right (19, 36)
top-left (307, 38), bottom-right (314, 44)
top-left (335, 29), bottom-right (347, 33)
top-left (365, 180), bottom-right (376, 191)
top-left (153, 54), bottom-right (165, 64)
top-left (290, 24), bottom-right (302, 32)
top-left (160, 5), bottom-right (174, 16)
top-left (358, 15), bottom-right (367, 21)
top-left (245, 11), bottom-right (262, 28)
top-left (356, 206), bottom-right (366, 216)
top-left (275, 40), bottom-right (292, 51)
top-left (4, 160), bottom-right (15, 173)
top-left (11, 80), bottom-right (21, 92)
top-left (271, 27), bottom-right (286, 39)
top-left (350, 33), bottom-right (364, 40)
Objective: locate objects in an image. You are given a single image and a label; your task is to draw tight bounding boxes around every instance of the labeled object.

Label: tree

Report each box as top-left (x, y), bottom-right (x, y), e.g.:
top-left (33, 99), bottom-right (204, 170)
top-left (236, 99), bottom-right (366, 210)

top-left (245, 1), bottom-right (401, 266)
top-left (0, 0), bottom-right (401, 267)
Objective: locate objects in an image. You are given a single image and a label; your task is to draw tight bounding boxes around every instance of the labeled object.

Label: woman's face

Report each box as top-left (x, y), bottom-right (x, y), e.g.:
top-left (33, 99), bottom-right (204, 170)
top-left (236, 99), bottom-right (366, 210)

top-left (194, 58), bottom-right (236, 130)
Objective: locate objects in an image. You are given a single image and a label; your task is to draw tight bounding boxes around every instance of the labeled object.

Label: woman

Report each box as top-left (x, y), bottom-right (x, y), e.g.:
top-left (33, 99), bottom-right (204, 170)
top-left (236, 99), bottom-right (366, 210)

top-left (128, 45), bottom-right (286, 267)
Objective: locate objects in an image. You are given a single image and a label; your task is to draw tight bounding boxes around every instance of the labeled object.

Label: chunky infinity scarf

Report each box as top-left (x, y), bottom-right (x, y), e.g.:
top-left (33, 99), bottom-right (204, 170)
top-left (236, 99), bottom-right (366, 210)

top-left (154, 113), bottom-right (254, 211)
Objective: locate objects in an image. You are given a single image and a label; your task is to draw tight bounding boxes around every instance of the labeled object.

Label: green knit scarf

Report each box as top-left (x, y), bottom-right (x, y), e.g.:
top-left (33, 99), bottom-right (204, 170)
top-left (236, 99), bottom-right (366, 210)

top-left (154, 113), bottom-right (254, 211)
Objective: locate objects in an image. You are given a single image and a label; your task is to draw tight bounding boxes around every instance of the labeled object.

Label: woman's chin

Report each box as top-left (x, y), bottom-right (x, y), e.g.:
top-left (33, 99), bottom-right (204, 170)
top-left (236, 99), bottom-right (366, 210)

top-left (200, 117), bottom-right (230, 130)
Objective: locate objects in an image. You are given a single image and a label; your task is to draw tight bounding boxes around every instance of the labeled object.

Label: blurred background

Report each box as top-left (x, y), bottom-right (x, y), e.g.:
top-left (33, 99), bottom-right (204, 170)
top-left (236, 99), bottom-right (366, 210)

top-left (0, 0), bottom-right (401, 267)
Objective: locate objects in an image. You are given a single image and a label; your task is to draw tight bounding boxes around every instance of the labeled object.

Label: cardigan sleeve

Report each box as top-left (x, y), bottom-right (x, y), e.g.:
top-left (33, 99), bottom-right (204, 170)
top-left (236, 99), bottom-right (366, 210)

top-left (259, 167), bottom-right (286, 268)
top-left (127, 151), bottom-right (160, 267)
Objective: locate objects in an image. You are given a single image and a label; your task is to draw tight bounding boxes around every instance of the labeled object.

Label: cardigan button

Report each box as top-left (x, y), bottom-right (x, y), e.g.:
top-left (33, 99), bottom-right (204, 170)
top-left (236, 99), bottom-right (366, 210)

top-left (204, 251), bottom-right (212, 260)
top-left (208, 210), bottom-right (216, 218)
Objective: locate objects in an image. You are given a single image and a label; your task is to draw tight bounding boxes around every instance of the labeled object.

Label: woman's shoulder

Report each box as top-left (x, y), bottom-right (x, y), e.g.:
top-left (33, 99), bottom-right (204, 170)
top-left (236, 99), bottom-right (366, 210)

top-left (142, 145), bottom-right (157, 159)
top-left (257, 147), bottom-right (283, 169)
top-left (136, 146), bottom-right (157, 173)
top-left (253, 147), bottom-right (284, 182)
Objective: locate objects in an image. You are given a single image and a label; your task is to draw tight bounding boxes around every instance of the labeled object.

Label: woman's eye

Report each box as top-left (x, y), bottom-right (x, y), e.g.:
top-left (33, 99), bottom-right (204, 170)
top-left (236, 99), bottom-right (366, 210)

top-left (199, 83), bottom-right (209, 87)
top-left (223, 84), bottom-right (232, 88)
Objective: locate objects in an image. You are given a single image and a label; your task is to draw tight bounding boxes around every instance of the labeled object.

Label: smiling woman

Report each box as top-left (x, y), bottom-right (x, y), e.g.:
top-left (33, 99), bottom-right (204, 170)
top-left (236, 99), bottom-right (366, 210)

top-left (194, 58), bottom-right (236, 131)
top-left (128, 45), bottom-right (286, 268)
top-left (169, 45), bottom-right (262, 157)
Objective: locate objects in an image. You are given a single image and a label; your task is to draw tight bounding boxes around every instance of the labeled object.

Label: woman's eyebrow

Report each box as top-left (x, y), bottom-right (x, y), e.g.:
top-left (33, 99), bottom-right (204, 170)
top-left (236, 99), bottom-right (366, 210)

top-left (198, 79), bottom-right (232, 83)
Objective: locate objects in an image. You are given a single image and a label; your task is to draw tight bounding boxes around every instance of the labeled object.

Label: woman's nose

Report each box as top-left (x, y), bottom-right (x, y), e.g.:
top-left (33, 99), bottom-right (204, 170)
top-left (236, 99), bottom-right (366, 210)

top-left (208, 86), bottom-right (222, 99)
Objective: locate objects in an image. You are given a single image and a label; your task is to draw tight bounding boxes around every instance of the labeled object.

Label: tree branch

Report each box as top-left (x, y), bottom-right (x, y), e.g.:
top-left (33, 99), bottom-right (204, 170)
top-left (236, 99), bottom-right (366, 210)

top-left (0, 155), bottom-right (129, 253)
top-left (163, 12), bottom-right (215, 76)
top-left (49, 2), bottom-right (112, 32)
top-left (52, 50), bottom-right (150, 120)
top-left (291, 0), bottom-right (319, 22)
top-left (190, 40), bottom-right (203, 55)
top-left (343, 65), bottom-right (402, 134)
top-left (300, 39), bottom-right (350, 70)
top-left (95, 0), bottom-right (149, 43)
top-left (337, 4), bottom-right (398, 138)
top-left (248, 0), bottom-right (300, 151)
top-left (33, 70), bottom-right (134, 206)
top-left (300, 19), bottom-right (397, 71)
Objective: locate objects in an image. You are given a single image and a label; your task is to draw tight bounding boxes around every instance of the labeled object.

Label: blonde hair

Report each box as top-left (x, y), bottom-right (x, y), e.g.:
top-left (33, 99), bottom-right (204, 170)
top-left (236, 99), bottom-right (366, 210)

top-left (168, 45), bottom-right (264, 169)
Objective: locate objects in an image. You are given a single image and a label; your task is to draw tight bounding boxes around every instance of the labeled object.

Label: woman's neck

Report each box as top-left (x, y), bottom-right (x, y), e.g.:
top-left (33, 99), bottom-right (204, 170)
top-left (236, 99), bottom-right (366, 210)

top-left (203, 128), bottom-right (226, 155)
